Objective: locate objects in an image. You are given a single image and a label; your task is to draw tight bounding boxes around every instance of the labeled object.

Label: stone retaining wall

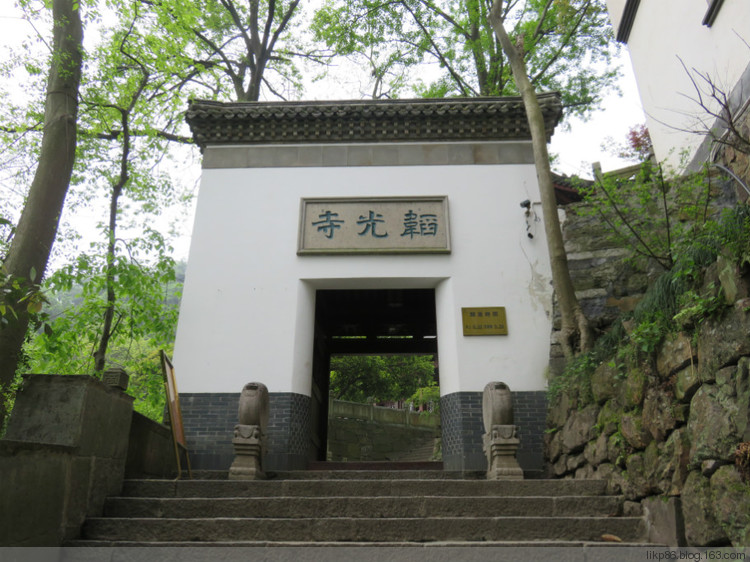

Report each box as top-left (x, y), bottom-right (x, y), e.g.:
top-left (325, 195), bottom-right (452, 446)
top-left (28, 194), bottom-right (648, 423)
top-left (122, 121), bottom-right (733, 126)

top-left (546, 260), bottom-right (750, 546)
top-left (327, 399), bottom-right (438, 462)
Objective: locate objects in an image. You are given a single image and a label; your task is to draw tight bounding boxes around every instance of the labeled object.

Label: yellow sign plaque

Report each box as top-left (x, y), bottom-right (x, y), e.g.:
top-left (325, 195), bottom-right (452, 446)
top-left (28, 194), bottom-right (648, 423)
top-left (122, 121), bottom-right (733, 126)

top-left (462, 307), bottom-right (508, 336)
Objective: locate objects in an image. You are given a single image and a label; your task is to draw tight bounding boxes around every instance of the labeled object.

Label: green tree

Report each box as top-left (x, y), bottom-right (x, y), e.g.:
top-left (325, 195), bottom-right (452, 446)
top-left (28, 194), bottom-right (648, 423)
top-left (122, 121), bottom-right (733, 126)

top-left (0, 0), bottom-right (83, 421)
top-left (585, 161), bottom-right (715, 272)
top-left (489, 0), bottom-right (591, 355)
top-left (79, 8), bottom-right (189, 372)
top-left (330, 355), bottom-right (436, 404)
top-left (1, 0), bottom-right (318, 409)
top-left (25, 239), bottom-right (181, 419)
top-left (141, 0), bottom-right (317, 101)
top-left (312, 0), bottom-right (618, 115)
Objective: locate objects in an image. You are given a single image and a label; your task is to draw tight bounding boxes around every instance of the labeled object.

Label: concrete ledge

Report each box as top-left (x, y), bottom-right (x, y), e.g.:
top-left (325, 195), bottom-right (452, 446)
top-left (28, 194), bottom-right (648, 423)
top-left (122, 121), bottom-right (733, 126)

top-left (0, 375), bottom-right (134, 546)
top-left (642, 496), bottom-right (687, 546)
top-left (126, 412), bottom-right (178, 478)
top-left (329, 400), bottom-right (439, 428)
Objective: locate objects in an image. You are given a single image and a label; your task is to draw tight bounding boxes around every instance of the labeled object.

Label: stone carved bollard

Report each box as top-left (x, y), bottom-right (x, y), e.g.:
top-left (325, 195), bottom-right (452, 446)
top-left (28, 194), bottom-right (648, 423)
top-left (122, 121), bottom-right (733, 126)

top-left (229, 382), bottom-right (269, 480)
top-left (482, 382), bottom-right (523, 480)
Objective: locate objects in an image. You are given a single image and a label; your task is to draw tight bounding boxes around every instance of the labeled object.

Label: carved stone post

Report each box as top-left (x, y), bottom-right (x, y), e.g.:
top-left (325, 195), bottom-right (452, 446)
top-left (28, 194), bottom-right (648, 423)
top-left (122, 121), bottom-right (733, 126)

top-left (229, 382), bottom-right (269, 480)
top-left (482, 382), bottom-right (523, 480)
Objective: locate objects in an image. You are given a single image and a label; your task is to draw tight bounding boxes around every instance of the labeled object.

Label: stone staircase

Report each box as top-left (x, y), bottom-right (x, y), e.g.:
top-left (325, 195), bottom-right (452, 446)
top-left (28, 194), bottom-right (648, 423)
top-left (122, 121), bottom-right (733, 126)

top-left (67, 470), bottom-right (651, 547)
top-left (387, 435), bottom-right (439, 462)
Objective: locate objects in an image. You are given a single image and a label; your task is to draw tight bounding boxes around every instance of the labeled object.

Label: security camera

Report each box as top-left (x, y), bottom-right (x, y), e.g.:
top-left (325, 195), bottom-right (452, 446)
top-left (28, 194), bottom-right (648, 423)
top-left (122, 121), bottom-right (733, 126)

top-left (520, 199), bottom-right (531, 209)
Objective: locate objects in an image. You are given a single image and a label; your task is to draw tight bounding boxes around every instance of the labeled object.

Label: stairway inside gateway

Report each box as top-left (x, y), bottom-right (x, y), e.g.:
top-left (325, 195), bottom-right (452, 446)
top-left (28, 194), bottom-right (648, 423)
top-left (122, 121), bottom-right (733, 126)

top-left (309, 288), bottom-right (441, 464)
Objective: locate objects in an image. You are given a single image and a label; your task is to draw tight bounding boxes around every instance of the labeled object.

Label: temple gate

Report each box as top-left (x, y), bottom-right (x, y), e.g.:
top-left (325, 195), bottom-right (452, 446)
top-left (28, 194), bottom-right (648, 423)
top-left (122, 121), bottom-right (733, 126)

top-left (173, 96), bottom-right (562, 472)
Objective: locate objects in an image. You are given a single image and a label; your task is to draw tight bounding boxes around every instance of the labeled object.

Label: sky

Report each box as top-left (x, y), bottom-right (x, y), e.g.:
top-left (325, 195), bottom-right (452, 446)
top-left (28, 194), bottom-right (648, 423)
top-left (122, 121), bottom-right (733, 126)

top-left (0, 3), bottom-right (647, 261)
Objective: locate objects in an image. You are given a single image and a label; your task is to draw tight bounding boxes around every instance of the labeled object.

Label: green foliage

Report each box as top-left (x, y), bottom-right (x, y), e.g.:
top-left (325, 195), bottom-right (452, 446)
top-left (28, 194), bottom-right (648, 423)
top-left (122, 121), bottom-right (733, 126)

top-left (706, 204), bottom-right (750, 267)
top-left (330, 354), bottom-right (436, 404)
top-left (629, 316), bottom-right (664, 354)
top-left (547, 350), bottom-right (596, 405)
top-left (22, 240), bottom-right (181, 420)
top-left (311, 0), bottom-right (619, 115)
top-left (0, 371), bottom-right (23, 437)
top-left (407, 380), bottom-right (441, 416)
top-left (581, 160), bottom-right (714, 272)
top-left (550, 204), bottom-right (750, 406)
top-left (137, 0), bottom-right (311, 102)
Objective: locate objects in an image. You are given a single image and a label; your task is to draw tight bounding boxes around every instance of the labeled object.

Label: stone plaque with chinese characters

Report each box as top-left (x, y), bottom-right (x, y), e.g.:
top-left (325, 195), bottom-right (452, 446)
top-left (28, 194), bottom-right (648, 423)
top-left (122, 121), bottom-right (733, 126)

top-left (298, 196), bottom-right (450, 254)
top-left (462, 307), bottom-right (508, 336)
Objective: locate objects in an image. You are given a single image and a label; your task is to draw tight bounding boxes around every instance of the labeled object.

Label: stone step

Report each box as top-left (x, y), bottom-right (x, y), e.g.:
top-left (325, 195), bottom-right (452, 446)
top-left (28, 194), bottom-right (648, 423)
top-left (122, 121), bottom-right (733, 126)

top-left (278, 468), bottom-right (459, 479)
top-left (307, 461), bottom-right (444, 471)
top-left (120, 478), bottom-right (609, 499)
top-left (66, 539), bottom-right (655, 548)
top-left (82, 516), bottom-right (646, 543)
top-left (386, 437), bottom-right (438, 462)
top-left (104, 494), bottom-right (623, 519)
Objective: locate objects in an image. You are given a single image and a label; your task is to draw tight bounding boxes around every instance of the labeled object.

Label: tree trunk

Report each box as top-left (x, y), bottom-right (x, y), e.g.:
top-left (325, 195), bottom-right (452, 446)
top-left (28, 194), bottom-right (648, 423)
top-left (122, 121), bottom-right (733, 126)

top-left (93, 174), bottom-right (125, 374)
top-left (0, 0), bottom-right (83, 421)
top-left (489, 0), bottom-right (592, 358)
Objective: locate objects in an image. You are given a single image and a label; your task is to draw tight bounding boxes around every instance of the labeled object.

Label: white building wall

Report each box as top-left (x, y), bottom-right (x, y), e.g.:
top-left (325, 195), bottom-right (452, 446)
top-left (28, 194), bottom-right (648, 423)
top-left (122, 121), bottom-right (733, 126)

top-left (173, 143), bottom-right (554, 398)
top-left (607, 0), bottom-right (750, 168)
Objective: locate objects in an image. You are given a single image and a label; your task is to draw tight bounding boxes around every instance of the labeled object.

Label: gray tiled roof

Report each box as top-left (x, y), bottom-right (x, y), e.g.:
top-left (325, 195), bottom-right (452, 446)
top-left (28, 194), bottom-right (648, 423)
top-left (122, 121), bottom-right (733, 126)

top-left (186, 94), bottom-right (563, 149)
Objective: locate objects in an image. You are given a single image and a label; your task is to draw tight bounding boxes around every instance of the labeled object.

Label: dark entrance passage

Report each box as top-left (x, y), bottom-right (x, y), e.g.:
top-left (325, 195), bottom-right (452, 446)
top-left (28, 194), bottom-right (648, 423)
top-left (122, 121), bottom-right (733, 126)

top-left (309, 289), bottom-right (439, 464)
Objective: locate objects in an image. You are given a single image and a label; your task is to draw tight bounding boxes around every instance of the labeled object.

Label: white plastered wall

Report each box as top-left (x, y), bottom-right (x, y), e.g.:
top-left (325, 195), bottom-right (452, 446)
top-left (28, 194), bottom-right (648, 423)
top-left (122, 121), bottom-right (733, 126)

top-left (173, 146), bottom-right (554, 397)
top-left (607, 0), bottom-right (750, 168)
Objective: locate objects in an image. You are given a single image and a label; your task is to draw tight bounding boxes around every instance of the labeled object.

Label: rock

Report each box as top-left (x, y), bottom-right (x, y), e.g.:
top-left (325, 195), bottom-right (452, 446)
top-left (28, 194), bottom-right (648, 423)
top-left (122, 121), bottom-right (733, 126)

top-left (575, 464), bottom-right (594, 479)
top-left (675, 365), bottom-right (701, 402)
top-left (642, 440), bottom-right (665, 493)
top-left (701, 460), bottom-right (723, 477)
top-left (642, 496), bottom-right (686, 546)
top-left (605, 295), bottom-right (642, 314)
top-left (739, 358), bottom-right (750, 441)
top-left (642, 387), bottom-right (678, 441)
top-left (624, 368), bottom-right (648, 408)
top-left (682, 470), bottom-right (729, 546)
top-left (673, 403), bottom-right (690, 424)
top-left (584, 431), bottom-right (610, 467)
top-left (657, 333), bottom-right (697, 377)
top-left (716, 365), bottom-right (737, 395)
top-left (621, 411), bottom-right (652, 450)
top-left (591, 362), bottom-right (622, 404)
top-left (547, 390), bottom-right (575, 429)
top-left (593, 462), bottom-right (615, 482)
top-left (664, 428), bottom-right (691, 495)
top-left (552, 454), bottom-right (569, 477)
top-left (643, 438), bottom-right (684, 495)
top-left (688, 384), bottom-right (742, 467)
top-left (710, 465), bottom-right (750, 546)
top-left (701, 366), bottom-right (717, 384)
top-left (607, 432), bottom-right (627, 467)
top-left (607, 467), bottom-right (627, 495)
top-left (547, 430), bottom-right (562, 463)
top-left (698, 306), bottom-right (750, 378)
top-left (622, 452), bottom-right (654, 500)
top-left (597, 399), bottom-right (621, 436)
top-left (566, 453), bottom-right (586, 472)
top-left (622, 500), bottom-right (641, 517)
top-left (560, 404), bottom-right (599, 454)
top-left (717, 254), bottom-right (750, 304)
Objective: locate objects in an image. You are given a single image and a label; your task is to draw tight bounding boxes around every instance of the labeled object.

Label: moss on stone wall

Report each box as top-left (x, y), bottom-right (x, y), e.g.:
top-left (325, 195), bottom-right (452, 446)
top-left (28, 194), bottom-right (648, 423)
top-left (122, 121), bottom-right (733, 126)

top-left (547, 205), bottom-right (750, 547)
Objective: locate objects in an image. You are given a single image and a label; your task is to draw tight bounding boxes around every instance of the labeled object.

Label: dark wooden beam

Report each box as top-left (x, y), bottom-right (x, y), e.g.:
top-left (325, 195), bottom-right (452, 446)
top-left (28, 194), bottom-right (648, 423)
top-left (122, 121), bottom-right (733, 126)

top-left (328, 337), bottom-right (438, 355)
